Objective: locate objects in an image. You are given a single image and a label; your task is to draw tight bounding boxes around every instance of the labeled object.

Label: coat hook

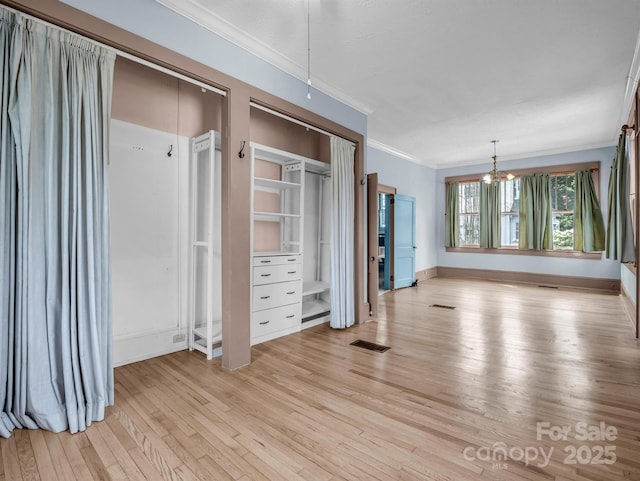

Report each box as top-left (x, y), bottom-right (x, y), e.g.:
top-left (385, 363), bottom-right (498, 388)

top-left (360, 174), bottom-right (366, 185)
top-left (239, 140), bottom-right (246, 159)
top-left (167, 144), bottom-right (173, 157)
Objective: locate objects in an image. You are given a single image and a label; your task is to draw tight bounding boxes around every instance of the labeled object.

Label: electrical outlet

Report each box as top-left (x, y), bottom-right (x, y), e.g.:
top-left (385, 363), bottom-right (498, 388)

top-left (173, 334), bottom-right (186, 343)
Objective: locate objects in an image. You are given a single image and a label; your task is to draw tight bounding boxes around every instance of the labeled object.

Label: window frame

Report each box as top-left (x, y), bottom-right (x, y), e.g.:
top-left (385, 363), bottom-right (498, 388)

top-left (445, 161), bottom-right (601, 259)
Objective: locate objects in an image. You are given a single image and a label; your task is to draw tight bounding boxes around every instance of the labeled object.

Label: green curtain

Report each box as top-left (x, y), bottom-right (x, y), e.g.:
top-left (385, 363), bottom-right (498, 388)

top-left (519, 173), bottom-right (553, 250)
top-left (575, 170), bottom-right (605, 252)
top-left (445, 181), bottom-right (459, 247)
top-left (606, 134), bottom-right (636, 262)
top-left (480, 181), bottom-right (500, 248)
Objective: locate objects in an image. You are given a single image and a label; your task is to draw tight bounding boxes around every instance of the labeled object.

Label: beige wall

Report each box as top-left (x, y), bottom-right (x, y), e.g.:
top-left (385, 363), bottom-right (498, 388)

top-left (112, 57), bottom-right (222, 137)
top-left (250, 107), bottom-right (330, 163)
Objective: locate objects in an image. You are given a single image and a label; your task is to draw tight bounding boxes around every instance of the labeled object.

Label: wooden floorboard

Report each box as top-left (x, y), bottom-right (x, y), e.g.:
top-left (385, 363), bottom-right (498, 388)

top-left (2, 277), bottom-right (640, 480)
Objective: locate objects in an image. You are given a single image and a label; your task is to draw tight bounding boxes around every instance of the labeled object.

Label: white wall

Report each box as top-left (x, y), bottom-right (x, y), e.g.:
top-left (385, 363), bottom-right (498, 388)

top-left (109, 120), bottom-right (191, 365)
top-left (621, 265), bottom-right (636, 304)
top-left (436, 146), bottom-right (620, 279)
top-left (367, 147), bottom-right (438, 273)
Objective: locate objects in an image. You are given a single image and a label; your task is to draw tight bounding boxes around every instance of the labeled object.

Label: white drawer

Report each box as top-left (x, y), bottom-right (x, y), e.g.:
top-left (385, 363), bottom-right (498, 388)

top-left (253, 254), bottom-right (301, 267)
top-left (253, 280), bottom-right (301, 311)
top-left (253, 264), bottom-right (302, 285)
top-left (252, 304), bottom-right (301, 338)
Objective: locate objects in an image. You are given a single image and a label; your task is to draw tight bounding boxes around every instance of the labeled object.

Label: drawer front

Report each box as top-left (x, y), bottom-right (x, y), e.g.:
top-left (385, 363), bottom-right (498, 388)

top-left (253, 280), bottom-right (301, 311)
top-left (253, 264), bottom-right (302, 285)
top-left (253, 254), bottom-right (301, 267)
top-left (252, 304), bottom-right (301, 338)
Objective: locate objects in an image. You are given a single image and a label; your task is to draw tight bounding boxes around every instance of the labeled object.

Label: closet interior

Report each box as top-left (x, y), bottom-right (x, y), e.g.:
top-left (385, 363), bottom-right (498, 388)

top-left (250, 141), bottom-right (332, 345)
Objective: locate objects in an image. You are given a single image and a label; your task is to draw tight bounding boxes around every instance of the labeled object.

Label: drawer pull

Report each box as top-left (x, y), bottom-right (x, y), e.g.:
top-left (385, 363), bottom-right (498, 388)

top-left (286, 315), bottom-right (295, 319)
top-left (287, 271), bottom-right (297, 274)
top-left (260, 273), bottom-right (271, 277)
top-left (259, 321), bottom-right (270, 325)
top-left (260, 260), bottom-right (271, 264)
top-left (286, 291), bottom-right (296, 295)
top-left (287, 258), bottom-right (296, 262)
top-left (260, 295), bottom-right (271, 300)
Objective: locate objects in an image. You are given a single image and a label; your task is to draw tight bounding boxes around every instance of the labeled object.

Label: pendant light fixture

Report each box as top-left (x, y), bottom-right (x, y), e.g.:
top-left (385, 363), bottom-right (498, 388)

top-left (483, 140), bottom-right (514, 184)
top-left (306, 0), bottom-right (312, 100)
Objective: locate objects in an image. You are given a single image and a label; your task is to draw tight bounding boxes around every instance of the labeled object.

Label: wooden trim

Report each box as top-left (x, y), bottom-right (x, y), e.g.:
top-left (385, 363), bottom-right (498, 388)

top-left (623, 262), bottom-right (637, 275)
top-left (378, 183), bottom-right (396, 195)
top-left (436, 266), bottom-right (620, 293)
top-left (445, 161), bottom-right (601, 184)
top-left (416, 267), bottom-right (438, 283)
top-left (445, 246), bottom-right (603, 259)
top-left (367, 173), bottom-right (379, 319)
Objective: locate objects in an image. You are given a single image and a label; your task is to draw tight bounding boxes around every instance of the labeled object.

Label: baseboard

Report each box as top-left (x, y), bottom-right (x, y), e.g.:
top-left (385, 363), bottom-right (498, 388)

top-left (621, 281), bottom-right (637, 333)
top-left (114, 329), bottom-right (188, 367)
top-left (415, 267), bottom-right (438, 283)
top-left (436, 266), bottom-right (620, 293)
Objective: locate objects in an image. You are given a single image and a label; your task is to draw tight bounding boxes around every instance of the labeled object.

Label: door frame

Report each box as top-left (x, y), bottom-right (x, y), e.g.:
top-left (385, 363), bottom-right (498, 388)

top-left (367, 173), bottom-right (396, 319)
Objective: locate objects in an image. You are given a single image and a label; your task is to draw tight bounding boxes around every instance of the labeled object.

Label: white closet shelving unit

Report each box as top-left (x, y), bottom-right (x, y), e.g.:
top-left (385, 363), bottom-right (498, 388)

top-left (250, 143), bottom-right (330, 345)
top-left (188, 131), bottom-right (222, 359)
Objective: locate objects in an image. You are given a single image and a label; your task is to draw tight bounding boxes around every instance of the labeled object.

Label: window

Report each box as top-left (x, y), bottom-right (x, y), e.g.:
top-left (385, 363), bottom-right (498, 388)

top-left (458, 181), bottom-right (480, 246)
top-left (550, 173), bottom-right (576, 249)
top-left (445, 161), bottom-right (600, 258)
top-left (500, 178), bottom-right (520, 246)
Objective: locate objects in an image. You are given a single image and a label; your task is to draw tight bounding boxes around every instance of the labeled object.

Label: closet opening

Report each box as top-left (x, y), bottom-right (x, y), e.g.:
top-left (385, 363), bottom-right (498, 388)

top-left (109, 56), bottom-right (224, 365)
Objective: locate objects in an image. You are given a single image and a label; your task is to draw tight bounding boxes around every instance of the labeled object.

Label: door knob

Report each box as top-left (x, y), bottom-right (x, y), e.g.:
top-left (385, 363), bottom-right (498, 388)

top-left (370, 256), bottom-right (375, 261)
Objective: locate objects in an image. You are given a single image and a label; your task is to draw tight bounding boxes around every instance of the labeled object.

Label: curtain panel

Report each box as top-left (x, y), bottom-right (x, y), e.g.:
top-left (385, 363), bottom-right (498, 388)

top-left (330, 137), bottom-right (355, 329)
top-left (606, 134), bottom-right (636, 262)
top-left (445, 181), bottom-right (459, 247)
top-left (480, 181), bottom-right (500, 248)
top-left (574, 170), bottom-right (605, 252)
top-left (0, 8), bottom-right (115, 437)
top-left (519, 173), bottom-right (553, 250)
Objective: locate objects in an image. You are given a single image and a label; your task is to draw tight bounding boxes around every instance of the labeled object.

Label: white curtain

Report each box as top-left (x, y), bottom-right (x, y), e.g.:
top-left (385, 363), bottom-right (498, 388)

top-left (0, 8), bottom-right (115, 437)
top-left (330, 137), bottom-right (355, 329)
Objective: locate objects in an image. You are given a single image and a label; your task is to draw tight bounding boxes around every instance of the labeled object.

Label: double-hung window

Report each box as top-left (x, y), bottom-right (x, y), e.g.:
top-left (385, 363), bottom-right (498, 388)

top-left (458, 181), bottom-right (480, 246)
top-left (550, 173), bottom-right (576, 249)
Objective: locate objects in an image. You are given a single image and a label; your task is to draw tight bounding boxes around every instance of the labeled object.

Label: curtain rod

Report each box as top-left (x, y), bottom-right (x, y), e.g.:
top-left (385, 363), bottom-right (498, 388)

top-left (0, 3), bottom-right (226, 97)
top-left (249, 102), bottom-right (355, 146)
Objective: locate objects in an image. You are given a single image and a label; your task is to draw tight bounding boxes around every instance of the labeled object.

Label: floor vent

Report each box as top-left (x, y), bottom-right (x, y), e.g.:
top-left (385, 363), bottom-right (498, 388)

top-left (538, 285), bottom-right (559, 289)
top-left (350, 339), bottom-right (390, 353)
top-left (430, 304), bottom-right (456, 310)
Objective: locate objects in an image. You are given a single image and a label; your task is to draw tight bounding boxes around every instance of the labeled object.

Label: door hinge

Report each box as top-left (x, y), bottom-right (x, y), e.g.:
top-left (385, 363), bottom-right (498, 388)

top-left (390, 197), bottom-right (395, 204)
top-left (390, 275), bottom-right (394, 281)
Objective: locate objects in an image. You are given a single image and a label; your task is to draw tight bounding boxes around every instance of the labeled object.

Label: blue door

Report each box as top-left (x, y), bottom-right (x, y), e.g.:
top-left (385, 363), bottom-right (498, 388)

top-left (393, 195), bottom-right (416, 289)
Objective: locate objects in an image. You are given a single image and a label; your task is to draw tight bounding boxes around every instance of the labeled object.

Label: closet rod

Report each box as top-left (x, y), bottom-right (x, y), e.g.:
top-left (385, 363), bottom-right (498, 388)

top-left (249, 101), bottom-right (355, 146)
top-left (1, 3), bottom-right (226, 97)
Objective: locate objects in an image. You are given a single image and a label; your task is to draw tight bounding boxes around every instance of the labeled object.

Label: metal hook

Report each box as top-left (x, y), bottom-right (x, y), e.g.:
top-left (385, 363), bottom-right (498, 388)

top-left (167, 144), bottom-right (173, 157)
top-left (239, 140), bottom-right (246, 159)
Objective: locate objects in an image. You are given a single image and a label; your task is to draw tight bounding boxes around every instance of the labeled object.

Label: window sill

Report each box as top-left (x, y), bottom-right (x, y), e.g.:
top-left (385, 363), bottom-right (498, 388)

top-left (445, 246), bottom-right (602, 259)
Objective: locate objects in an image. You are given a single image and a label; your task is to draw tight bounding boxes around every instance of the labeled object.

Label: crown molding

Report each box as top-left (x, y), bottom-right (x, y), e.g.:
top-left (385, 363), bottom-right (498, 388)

top-left (155, 0), bottom-right (373, 115)
top-left (367, 138), bottom-right (436, 168)
top-left (434, 139), bottom-right (618, 170)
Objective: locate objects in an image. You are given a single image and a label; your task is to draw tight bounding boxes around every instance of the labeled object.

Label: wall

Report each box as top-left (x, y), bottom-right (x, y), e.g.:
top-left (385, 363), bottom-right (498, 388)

top-left (113, 57), bottom-right (222, 137)
top-left (436, 146), bottom-right (620, 280)
top-left (61, 0), bottom-right (367, 137)
top-left (367, 147), bottom-right (438, 273)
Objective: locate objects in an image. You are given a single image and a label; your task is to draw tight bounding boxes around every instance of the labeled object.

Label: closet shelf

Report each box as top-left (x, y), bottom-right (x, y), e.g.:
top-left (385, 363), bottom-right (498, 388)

top-left (302, 299), bottom-right (330, 319)
top-left (253, 212), bottom-right (301, 222)
top-left (193, 319), bottom-right (222, 344)
top-left (303, 281), bottom-right (330, 296)
top-left (254, 177), bottom-right (301, 191)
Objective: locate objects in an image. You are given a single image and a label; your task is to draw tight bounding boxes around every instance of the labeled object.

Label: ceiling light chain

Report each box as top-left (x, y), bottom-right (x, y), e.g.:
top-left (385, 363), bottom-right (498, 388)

top-left (483, 140), bottom-right (514, 184)
top-left (306, 0), bottom-right (312, 100)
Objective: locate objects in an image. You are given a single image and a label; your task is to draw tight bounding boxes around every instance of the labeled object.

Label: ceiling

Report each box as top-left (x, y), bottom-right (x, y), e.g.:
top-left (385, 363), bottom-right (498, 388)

top-left (157, 0), bottom-right (640, 168)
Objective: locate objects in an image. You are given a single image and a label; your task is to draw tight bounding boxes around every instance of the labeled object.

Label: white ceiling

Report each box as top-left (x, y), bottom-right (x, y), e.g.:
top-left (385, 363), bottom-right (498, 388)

top-left (158, 0), bottom-right (640, 168)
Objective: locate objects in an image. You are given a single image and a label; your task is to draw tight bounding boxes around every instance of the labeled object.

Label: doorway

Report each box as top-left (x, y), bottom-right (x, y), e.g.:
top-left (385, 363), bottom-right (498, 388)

top-left (378, 193), bottom-right (391, 293)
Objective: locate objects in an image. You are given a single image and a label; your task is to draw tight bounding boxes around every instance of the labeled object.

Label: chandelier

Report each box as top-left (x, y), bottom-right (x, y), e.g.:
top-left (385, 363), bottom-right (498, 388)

top-left (483, 140), bottom-right (514, 184)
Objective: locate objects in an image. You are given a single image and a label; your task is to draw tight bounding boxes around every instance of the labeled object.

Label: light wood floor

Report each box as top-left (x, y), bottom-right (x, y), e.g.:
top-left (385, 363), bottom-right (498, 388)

top-left (2, 278), bottom-right (640, 481)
